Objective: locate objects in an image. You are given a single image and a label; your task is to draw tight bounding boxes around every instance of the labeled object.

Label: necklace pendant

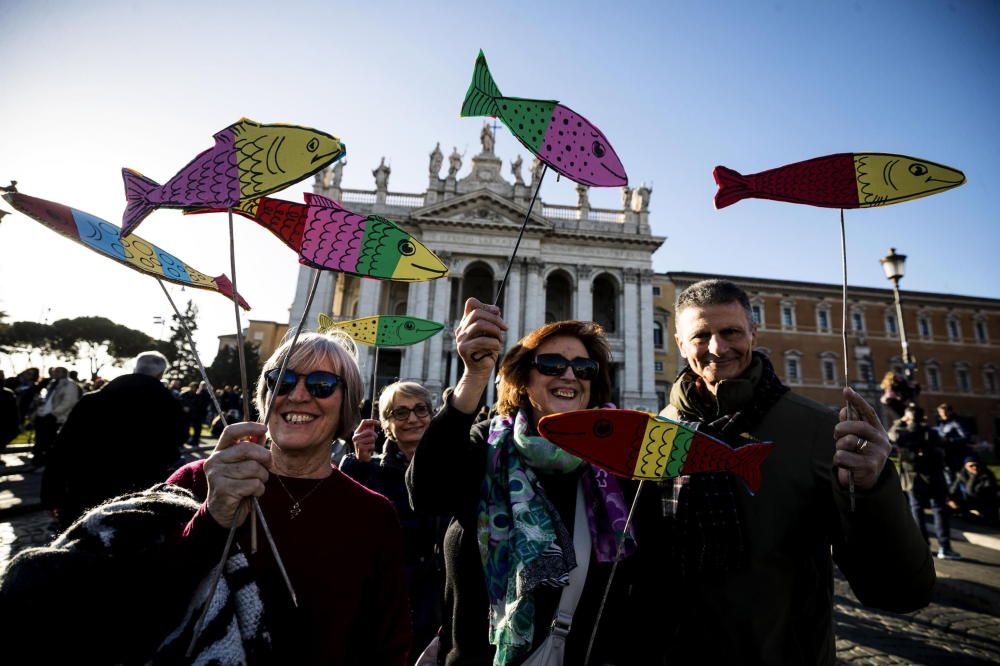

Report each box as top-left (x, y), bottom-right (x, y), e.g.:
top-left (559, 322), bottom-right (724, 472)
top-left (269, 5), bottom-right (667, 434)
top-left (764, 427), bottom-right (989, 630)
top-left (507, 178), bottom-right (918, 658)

top-left (290, 502), bottom-right (301, 519)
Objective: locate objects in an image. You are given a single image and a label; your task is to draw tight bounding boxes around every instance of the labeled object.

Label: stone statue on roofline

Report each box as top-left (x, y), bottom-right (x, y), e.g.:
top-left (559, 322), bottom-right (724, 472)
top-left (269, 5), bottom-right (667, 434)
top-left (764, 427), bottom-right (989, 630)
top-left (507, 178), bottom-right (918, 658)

top-left (448, 147), bottom-right (463, 178)
top-left (373, 157), bottom-right (390, 191)
top-left (480, 122), bottom-right (495, 154)
top-left (429, 143), bottom-right (443, 178)
top-left (511, 155), bottom-right (524, 186)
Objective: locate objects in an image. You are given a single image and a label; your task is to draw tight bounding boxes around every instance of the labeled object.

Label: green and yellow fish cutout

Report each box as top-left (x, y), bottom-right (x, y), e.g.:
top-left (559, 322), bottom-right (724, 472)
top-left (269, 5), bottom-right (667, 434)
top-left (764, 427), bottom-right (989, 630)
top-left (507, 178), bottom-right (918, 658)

top-left (317, 313), bottom-right (444, 347)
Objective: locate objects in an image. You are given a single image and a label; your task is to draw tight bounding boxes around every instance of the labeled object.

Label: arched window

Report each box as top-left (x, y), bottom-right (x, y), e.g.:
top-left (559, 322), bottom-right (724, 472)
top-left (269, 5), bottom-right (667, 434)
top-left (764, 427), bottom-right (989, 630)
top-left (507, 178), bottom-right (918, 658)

top-left (819, 351), bottom-right (838, 385)
top-left (457, 262), bottom-right (495, 319)
top-left (544, 270), bottom-right (573, 324)
top-left (592, 274), bottom-right (618, 333)
top-left (653, 321), bottom-right (664, 349)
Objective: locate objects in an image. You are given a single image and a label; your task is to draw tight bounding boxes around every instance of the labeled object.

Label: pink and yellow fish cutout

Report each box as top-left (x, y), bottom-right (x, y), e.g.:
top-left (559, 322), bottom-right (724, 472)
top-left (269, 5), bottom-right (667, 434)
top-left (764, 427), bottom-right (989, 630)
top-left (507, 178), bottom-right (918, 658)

top-left (3, 189), bottom-right (250, 309)
top-left (121, 118), bottom-right (346, 237)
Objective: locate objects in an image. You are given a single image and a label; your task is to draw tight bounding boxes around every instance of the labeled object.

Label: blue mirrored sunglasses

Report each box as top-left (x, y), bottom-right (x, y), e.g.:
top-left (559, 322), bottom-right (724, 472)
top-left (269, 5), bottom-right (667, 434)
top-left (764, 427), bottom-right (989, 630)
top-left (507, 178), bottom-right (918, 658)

top-left (264, 369), bottom-right (341, 398)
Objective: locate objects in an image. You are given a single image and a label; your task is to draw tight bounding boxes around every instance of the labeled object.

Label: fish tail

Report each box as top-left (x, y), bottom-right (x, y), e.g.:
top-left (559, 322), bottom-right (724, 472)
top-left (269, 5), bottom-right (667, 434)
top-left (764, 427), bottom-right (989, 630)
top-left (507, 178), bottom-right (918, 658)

top-left (212, 274), bottom-right (251, 310)
top-left (460, 50), bottom-right (502, 118)
top-left (729, 442), bottom-right (775, 494)
top-left (121, 168), bottom-right (161, 236)
top-left (713, 165), bottom-right (752, 209)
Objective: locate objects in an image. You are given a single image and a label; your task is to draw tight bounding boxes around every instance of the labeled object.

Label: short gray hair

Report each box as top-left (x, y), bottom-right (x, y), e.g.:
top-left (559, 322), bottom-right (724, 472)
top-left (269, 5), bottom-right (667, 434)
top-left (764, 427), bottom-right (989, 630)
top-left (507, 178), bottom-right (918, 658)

top-left (134, 351), bottom-right (169, 377)
top-left (378, 381), bottom-right (433, 430)
top-left (254, 331), bottom-right (363, 442)
top-left (676, 279), bottom-right (753, 324)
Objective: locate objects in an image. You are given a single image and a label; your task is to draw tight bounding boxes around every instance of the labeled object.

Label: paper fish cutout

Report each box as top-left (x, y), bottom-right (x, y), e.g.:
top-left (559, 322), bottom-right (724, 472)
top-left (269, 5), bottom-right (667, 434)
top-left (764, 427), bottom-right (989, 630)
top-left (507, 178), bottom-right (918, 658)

top-left (121, 118), bottom-right (346, 237)
top-left (189, 193), bottom-right (448, 282)
top-left (317, 313), bottom-right (444, 347)
top-left (714, 153), bottom-right (965, 210)
top-left (537, 409), bottom-right (775, 493)
top-left (460, 50), bottom-right (627, 187)
top-left (3, 190), bottom-right (250, 309)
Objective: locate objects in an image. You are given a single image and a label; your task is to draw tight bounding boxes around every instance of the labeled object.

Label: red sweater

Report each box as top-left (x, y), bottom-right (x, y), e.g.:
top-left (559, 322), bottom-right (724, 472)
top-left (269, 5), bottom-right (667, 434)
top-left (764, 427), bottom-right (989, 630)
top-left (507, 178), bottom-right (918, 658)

top-left (169, 460), bottom-right (412, 665)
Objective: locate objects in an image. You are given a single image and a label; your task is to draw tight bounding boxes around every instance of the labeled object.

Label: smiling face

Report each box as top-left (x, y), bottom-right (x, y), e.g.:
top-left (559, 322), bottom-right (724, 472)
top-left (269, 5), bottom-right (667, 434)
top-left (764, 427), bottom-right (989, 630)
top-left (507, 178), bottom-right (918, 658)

top-left (525, 335), bottom-right (593, 426)
top-left (675, 301), bottom-right (757, 393)
top-left (267, 355), bottom-right (343, 455)
top-left (385, 394), bottom-right (432, 451)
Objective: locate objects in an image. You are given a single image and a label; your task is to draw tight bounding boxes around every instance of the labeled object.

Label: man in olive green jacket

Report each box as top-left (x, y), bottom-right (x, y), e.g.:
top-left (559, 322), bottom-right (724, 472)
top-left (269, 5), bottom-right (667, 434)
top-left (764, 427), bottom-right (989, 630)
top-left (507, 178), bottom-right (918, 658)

top-left (653, 279), bottom-right (934, 665)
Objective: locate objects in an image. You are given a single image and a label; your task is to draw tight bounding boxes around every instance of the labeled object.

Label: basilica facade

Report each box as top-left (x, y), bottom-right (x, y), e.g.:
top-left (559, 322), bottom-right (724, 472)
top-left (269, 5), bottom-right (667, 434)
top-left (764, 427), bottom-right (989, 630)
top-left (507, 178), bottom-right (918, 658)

top-left (287, 125), bottom-right (664, 410)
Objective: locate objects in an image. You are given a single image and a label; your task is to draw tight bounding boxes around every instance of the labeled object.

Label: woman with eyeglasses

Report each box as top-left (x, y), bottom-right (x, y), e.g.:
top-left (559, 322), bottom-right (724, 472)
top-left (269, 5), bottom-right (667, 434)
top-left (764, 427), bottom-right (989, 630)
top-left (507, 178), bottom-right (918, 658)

top-left (342, 381), bottom-right (448, 665)
top-left (167, 332), bottom-right (412, 664)
top-left (407, 298), bottom-right (658, 666)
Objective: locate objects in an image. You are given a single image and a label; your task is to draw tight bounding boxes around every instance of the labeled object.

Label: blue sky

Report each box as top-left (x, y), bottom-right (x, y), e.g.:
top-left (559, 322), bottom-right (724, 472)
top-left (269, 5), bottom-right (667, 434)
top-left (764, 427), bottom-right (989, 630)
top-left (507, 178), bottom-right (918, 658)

top-left (1, 0), bottom-right (997, 375)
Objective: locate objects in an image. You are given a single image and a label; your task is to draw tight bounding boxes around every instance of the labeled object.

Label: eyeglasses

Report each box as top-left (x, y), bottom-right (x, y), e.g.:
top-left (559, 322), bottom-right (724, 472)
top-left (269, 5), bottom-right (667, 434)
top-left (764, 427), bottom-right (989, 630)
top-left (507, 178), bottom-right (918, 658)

top-left (532, 353), bottom-right (599, 381)
top-left (389, 404), bottom-right (431, 421)
top-left (264, 369), bottom-right (341, 399)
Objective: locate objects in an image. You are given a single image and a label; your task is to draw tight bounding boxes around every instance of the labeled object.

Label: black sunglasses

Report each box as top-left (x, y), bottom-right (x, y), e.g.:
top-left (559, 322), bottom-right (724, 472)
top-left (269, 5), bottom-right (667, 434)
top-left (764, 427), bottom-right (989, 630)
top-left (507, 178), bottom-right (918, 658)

top-left (532, 353), bottom-right (599, 381)
top-left (389, 404), bottom-right (431, 421)
top-left (264, 369), bottom-right (341, 399)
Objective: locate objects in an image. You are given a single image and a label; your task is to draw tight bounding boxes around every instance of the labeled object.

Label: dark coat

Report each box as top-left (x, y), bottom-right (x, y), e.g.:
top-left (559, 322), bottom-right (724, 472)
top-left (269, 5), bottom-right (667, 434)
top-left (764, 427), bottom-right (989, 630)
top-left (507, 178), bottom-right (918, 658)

top-left (41, 373), bottom-right (187, 526)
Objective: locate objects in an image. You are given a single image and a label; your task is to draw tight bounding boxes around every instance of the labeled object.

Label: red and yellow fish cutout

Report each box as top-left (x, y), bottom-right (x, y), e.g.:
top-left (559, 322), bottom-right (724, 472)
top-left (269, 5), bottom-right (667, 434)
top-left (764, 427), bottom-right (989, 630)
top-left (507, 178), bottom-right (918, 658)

top-left (714, 153), bottom-right (965, 210)
top-left (538, 409), bottom-right (775, 493)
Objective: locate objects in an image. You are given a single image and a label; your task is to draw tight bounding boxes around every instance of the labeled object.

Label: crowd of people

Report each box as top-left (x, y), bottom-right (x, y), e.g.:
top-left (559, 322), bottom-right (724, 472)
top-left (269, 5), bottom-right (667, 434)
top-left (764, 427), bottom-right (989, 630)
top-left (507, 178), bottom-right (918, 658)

top-left (0, 278), bottom-right (996, 665)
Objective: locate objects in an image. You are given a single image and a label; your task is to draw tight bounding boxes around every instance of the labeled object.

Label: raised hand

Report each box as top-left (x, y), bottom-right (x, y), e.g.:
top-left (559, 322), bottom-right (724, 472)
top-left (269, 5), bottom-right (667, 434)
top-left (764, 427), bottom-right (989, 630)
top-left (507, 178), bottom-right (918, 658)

top-left (833, 387), bottom-right (891, 491)
top-left (353, 419), bottom-right (379, 463)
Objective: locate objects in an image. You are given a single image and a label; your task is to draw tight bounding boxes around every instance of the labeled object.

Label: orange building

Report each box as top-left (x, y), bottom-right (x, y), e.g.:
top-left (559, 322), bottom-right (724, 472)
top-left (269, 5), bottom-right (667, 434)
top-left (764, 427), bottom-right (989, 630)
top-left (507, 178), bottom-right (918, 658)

top-left (217, 319), bottom-right (289, 362)
top-left (655, 272), bottom-right (1000, 444)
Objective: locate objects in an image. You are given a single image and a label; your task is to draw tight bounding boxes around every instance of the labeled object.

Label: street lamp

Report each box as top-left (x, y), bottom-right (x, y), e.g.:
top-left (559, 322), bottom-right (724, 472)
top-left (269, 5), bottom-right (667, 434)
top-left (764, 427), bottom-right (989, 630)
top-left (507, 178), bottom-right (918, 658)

top-left (880, 247), bottom-right (913, 379)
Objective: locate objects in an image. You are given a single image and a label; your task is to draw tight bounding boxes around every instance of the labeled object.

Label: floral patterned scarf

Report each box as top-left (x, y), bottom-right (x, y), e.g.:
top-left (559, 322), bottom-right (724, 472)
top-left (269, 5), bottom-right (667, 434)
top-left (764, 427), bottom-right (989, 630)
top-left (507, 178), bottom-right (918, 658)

top-left (477, 407), bottom-right (636, 665)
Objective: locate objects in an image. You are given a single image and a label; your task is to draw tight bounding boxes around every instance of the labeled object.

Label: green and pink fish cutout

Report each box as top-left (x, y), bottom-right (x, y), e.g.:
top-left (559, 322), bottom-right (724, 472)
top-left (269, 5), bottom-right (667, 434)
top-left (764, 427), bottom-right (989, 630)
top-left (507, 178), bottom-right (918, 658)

top-left (461, 50), bottom-right (627, 187)
top-left (187, 193), bottom-right (448, 282)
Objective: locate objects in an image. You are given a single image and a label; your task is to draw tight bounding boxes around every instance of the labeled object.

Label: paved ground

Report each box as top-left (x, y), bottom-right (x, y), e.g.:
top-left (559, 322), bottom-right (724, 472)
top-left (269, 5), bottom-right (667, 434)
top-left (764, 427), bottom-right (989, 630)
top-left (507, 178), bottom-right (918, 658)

top-left (2, 443), bottom-right (999, 664)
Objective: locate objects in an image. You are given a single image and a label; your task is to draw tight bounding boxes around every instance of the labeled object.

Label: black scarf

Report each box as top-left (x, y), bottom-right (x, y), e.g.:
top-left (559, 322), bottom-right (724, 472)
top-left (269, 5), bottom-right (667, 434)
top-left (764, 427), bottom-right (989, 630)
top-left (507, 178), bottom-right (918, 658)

top-left (663, 352), bottom-right (789, 577)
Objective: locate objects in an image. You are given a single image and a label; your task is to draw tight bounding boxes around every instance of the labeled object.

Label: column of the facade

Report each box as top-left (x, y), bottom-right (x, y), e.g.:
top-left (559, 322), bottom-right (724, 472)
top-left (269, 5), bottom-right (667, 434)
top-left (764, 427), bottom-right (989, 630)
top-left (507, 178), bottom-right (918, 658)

top-left (503, 259), bottom-right (523, 350)
top-left (401, 280), bottom-right (431, 380)
top-left (523, 258), bottom-right (544, 335)
top-left (576, 265), bottom-right (593, 322)
top-left (638, 269), bottom-right (656, 410)
top-left (426, 275), bottom-right (452, 397)
top-left (357, 278), bottom-right (382, 379)
top-left (622, 269), bottom-right (641, 408)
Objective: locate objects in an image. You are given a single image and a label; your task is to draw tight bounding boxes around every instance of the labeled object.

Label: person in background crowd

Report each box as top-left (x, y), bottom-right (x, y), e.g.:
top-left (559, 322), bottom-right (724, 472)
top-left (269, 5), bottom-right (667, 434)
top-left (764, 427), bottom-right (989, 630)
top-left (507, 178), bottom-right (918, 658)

top-left (657, 279), bottom-right (934, 664)
top-left (41, 351), bottom-right (187, 529)
top-left (890, 403), bottom-right (962, 560)
top-left (936, 403), bottom-right (972, 477)
top-left (344, 381), bottom-right (447, 665)
top-left (879, 370), bottom-right (920, 420)
top-left (14, 367), bottom-right (40, 431)
top-left (31, 367), bottom-right (81, 467)
top-left (0, 381), bottom-right (19, 467)
top-left (949, 455), bottom-right (999, 526)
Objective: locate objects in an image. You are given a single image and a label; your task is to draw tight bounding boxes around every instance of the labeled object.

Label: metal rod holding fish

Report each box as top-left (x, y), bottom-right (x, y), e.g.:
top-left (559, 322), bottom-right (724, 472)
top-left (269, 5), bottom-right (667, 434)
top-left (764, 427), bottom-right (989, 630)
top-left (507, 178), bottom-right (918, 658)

top-left (584, 480), bottom-right (644, 666)
top-left (493, 164), bottom-right (547, 307)
top-left (226, 208), bottom-right (257, 552)
top-left (370, 346), bottom-right (380, 421)
top-left (839, 209), bottom-right (856, 512)
top-left (157, 279), bottom-right (225, 420)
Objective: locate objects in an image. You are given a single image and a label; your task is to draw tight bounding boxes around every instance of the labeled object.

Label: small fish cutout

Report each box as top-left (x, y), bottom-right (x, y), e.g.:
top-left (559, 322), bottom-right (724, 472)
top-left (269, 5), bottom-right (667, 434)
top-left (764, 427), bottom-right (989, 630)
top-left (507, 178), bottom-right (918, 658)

top-left (188, 193), bottom-right (447, 282)
top-left (460, 50), bottom-right (627, 187)
top-left (317, 313), bottom-right (444, 347)
top-left (713, 153), bottom-right (965, 210)
top-left (3, 190), bottom-right (250, 308)
top-left (121, 118), bottom-right (346, 236)
top-left (538, 409), bottom-right (775, 493)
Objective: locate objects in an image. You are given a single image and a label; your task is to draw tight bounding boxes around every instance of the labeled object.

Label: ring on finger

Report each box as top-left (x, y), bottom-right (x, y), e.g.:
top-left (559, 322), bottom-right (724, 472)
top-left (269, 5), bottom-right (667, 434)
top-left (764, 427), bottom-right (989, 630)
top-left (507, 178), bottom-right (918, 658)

top-left (855, 436), bottom-right (869, 453)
